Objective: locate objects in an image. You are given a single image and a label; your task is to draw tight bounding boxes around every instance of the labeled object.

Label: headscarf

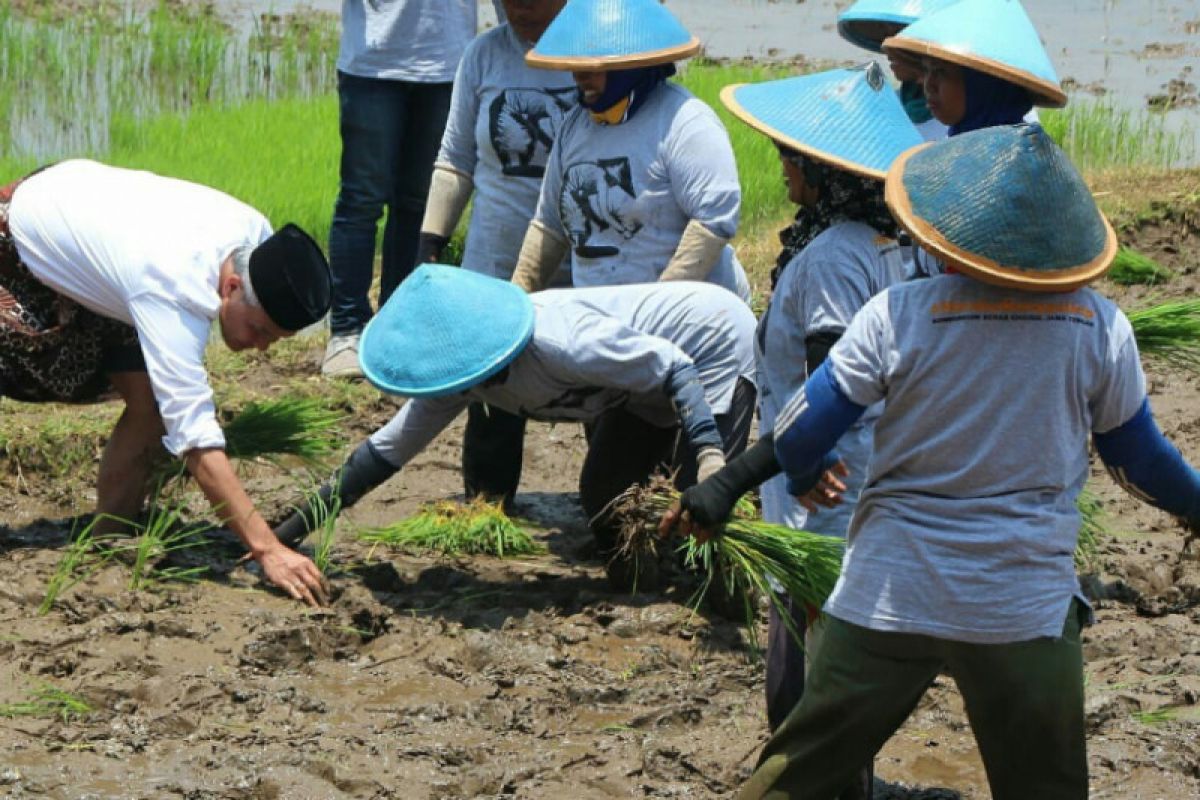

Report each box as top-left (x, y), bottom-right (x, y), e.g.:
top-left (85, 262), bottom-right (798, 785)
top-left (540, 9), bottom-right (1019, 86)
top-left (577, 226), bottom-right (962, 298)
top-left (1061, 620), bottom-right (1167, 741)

top-left (582, 64), bottom-right (676, 125)
top-left (772, 149), bottom-right (899, 288)
top-left (948, 66), bottom-right (1033, 136)
top-left (899, 80), bottom-right (933, 124)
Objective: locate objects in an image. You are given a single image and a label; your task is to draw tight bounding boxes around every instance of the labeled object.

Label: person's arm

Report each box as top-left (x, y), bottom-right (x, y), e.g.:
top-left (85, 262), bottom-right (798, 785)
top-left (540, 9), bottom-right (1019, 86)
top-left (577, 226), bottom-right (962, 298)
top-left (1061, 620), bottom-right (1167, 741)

top-left (126, 296), bottom-right (328, 604)
top-left (274, 395), bottom-right (468, 543)
top-left (659, 101), bottom-right (740, 282)
top-left (1093, 398), bottom-right (1200, 519)
top-left (418, 44), bottom-right (482, 264)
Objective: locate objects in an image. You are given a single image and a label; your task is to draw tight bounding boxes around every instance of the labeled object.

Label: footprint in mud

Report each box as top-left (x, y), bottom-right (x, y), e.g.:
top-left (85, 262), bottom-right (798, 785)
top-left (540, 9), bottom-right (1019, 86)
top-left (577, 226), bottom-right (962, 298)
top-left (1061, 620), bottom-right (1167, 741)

top-left (240, 622), bottom-right (364, 671)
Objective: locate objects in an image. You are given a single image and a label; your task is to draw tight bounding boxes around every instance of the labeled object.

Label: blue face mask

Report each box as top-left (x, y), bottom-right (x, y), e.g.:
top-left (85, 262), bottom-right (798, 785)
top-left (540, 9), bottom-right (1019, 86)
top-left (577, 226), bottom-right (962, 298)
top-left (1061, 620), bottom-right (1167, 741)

top-left (580, 64), bottom-right (676, 124)
top-left (949, 67), bottom-right (1034, 136)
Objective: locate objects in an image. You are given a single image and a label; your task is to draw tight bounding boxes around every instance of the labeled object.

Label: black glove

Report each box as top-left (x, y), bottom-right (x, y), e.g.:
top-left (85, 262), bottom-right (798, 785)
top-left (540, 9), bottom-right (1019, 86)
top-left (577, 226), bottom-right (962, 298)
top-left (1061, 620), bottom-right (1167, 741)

top-left (678, 434), bottom-right (783, 529)
top-left (275, 440), bottom-right (399, 548)
top-left (416, 232), bottom-right (449, 266)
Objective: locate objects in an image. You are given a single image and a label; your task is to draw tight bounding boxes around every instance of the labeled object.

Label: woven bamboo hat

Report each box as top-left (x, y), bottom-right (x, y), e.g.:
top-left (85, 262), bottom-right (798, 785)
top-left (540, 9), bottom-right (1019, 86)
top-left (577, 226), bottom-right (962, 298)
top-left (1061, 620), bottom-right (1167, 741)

top-left (882, 0), bottom-right (1066, 107)
top-left (526, 0), bottom-right (699, 71)
top-left (359, 265), bottom-right (535, 397)
top-left (837, 0), bottom-right (962, 53)
top-left (885, 123), bottom-right (1116, 292)
top-left (721, 63), bottom-right (923, 180)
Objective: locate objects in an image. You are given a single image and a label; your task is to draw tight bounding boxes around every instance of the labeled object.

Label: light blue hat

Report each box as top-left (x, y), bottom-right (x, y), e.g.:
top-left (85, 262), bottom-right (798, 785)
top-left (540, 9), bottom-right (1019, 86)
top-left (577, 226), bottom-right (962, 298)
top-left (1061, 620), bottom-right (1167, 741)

top-left (721, 63), bottom-right (923, 180)
top-left (885, 124), bottom-right (1116, 291)
top-left (882, 0), bottom-right (1066, 107)
top-left (837, 0), bottom-right (962, 53)
top-left (359, 265), bottom-right (535, 397)
top-left (526, 0), bottom-right (699, 71)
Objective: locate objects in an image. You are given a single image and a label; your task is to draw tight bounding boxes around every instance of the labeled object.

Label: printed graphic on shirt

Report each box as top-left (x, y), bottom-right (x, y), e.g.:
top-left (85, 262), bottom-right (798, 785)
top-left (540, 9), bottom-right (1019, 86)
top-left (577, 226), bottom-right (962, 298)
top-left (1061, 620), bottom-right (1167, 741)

top-left (489, 87), bottom-right (577, 178)
top-left (559, 158), bottom-right (643, 258)
top-left (930, 298), bottom-right (1096, 326)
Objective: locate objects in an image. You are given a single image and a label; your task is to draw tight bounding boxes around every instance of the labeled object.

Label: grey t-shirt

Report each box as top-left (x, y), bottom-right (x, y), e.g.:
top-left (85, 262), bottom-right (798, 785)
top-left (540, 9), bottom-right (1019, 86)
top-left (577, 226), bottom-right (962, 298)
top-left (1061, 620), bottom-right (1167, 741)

top-left (817, 274), bottom-right (1145, 643)
top-left (436, 25), bottom-right (577, 279)
top-left (533, 82), bottom-right (750, 300)
top-left (338, 0), bottom-right (476, 82)
top-left (370, 281), bottom-right (757, 468)
top-left (758, 222), bottom-right (905, 534)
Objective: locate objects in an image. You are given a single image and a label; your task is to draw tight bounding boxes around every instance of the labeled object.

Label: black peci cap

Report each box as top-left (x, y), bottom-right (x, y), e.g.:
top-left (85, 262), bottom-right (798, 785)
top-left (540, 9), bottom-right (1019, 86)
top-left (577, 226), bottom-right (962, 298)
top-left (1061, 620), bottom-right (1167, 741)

top-left (248, 223), bottom-right (332, 331)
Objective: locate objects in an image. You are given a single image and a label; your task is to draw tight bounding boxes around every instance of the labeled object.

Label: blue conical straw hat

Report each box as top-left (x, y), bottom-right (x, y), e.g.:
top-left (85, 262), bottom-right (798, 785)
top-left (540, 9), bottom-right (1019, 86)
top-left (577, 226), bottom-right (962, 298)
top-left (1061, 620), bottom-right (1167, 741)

top-left (359, 265), bottom-right (535, 397)
top-left (837, 0), bottom-right (962, 53)
top-left (721, 63), bottom-right (923, 180)
top-left (526, 0), bottom-right (699, 71)
top-left (882, 0), bottom-right (1066, 107)
top-left (885, 124), bottom-right (1116, 291)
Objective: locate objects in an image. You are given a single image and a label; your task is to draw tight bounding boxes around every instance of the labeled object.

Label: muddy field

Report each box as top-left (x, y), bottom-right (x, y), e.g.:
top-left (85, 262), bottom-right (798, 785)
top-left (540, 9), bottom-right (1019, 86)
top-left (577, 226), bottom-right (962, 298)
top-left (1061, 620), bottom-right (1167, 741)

top-left (2, 178), bottom-right (1200, 798)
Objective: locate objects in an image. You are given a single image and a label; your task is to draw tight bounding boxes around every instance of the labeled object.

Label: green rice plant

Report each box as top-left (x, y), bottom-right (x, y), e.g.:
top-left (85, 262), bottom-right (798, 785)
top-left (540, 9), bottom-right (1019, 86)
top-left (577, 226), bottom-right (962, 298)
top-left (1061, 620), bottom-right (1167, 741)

top-left (1128, 299), bottom-right (1200, 373)
top-left (1107, 247), bottom-right (1173, 286)
top-left (296, 486), bottom-right (342, 575)
top-left (0, 684), bottom-right (92, 723)
top-left (1133, 708), bottom-right (1178, 726)
top-left (360, 498), bottom-right (543, 558)
top-left (221, 397), bottom-right (343, 471)
top-left (1075, 488), bottom-right (1107, 573)
top-left (122, 502), bottom-right (209, 590)
top-left (1042, 100), bottom-right (1196, 172)
top-left (611, 478), bottom-right (844, 651)
top-left (39, 515), bottom-right (121, 615)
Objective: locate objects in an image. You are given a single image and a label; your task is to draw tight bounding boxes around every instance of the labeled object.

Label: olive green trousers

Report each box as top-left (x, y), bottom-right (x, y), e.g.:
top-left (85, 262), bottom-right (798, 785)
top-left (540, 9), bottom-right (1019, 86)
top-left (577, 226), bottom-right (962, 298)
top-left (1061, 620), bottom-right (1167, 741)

top-left (740, 602), bottom-right (1088, 800)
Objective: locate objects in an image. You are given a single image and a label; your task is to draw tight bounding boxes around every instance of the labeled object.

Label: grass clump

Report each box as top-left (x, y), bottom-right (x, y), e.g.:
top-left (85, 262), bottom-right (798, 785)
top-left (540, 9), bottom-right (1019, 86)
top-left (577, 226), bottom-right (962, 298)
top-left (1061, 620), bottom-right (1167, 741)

top-left (611, 477), bottom-right (844, 650)
top-left (1107, 247), bottom-right (1173, 286)
top-left (0, 684), bottom-right (92, 723)
top-left (1128, 299), bottom-right (1200, 373)
top-left (1042, 100), bottom-right (1196, 172)
top-left (361, 498), bottom-right (543, 558)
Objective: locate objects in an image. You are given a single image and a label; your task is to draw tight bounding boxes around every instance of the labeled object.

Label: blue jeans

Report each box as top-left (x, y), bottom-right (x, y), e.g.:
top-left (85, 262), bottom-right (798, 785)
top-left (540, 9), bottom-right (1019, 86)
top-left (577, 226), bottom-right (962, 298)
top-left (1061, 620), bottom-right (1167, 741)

top-left (328, 71), bottom-right (453, 335)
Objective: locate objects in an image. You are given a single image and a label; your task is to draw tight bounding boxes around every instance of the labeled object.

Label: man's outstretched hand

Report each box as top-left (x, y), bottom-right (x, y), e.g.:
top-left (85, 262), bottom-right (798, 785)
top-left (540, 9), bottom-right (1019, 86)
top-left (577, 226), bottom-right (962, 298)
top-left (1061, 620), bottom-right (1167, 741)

top-left (258, 544), bottom-right (329, 607)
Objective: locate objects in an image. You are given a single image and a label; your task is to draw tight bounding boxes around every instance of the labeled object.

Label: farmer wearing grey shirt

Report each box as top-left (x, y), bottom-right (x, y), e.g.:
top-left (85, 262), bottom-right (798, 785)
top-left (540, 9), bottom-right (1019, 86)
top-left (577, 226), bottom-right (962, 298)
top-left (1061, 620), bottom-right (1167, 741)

top-left (278, 267), bottom-right (756, 587)
top-left (415, 0), bottom-right (573, 509)
top-left (322, 0), bottom-right (478, 379)
top-left (665, 125), bottom-right (1200, 799)
top-left (508, 0), bottom-right (750, 301)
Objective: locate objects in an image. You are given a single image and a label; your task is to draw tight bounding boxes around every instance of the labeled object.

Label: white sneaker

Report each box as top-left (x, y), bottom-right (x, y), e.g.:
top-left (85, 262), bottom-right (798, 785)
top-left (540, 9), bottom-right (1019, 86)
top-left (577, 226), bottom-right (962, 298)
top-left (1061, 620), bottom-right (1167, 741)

top-left (321, 331), bottom-right (363, 379)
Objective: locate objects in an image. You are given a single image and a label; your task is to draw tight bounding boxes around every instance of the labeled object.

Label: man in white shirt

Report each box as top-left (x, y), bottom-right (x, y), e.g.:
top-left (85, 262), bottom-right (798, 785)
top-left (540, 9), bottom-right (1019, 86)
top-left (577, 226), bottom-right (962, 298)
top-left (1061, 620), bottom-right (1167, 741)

top-left (1, 159), bottom-right (333, 606)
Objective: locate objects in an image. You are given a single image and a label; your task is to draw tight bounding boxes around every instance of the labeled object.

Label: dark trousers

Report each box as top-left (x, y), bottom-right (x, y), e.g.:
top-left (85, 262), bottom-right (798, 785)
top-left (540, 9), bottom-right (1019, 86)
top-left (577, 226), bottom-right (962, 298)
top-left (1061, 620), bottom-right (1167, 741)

top-left (767, 598), bottom-right (874, 799)
top-left (328, 72), bottom-right (452, 334)
top-left (742, 602), bottom-right (1089, 800)
top-left (462, 402), bottom-right (527, 505)
top-left (579, 377), bottom-right (756, 554)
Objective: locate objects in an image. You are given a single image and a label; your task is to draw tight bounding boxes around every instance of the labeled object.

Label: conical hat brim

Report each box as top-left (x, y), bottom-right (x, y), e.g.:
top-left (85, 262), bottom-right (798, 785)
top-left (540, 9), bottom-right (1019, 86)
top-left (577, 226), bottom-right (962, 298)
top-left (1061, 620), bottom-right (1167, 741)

top-left (884, 142), bottom-right (1116, 291)
top-left (883, 35), bottom-right (1068, 108)
top-left (525, 37), bottom-right (700, 70)
top-left (720, 84), bottom-right (887, 181)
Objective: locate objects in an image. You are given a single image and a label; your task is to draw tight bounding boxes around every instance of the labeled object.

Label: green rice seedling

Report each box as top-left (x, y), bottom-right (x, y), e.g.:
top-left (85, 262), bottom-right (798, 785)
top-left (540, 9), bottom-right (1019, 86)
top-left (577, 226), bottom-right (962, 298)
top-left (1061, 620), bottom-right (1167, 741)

top-left (221, 397), bottom-right (343, 471)
top-left (360, 498), bottom-right (543, 558)
top-left (611, 477), bottom-right (844, 651)
top-left (1133, 708), bottom-right (1178, 726)
top-left (1107, 247), bottom-right (1173, 286)
top-left (0, 684), bottom-right (92, 723)
top-left (123, 502), bottom-right (210, 590)
top-left (1128, 299), bottom-right (1200, 373)
top-left (298, 486), bottom-right (342, 575)
top-left (1075, 488), bottom-right (1107, 574)
top-left (39, 515), bottom-right (122, 615)
top-left (1042, 100), bottom-right (1196, 172)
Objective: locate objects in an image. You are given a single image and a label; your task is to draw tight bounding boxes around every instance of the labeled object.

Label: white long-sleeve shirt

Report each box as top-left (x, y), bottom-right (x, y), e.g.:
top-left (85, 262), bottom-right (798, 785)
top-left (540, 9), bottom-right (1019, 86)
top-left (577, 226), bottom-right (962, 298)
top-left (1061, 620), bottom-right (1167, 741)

top-left (9, 160), bottom-right (273, 456)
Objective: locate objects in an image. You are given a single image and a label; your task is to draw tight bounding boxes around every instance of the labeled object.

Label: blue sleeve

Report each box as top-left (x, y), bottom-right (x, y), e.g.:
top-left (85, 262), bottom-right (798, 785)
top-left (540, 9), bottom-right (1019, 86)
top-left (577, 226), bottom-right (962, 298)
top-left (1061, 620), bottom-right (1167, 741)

top-left (665, 362), bottom-right (723, 454)
top-left (1093, 398), bottom-right (1200, 519)
top-left (774, 361), bottom-right (867, 496)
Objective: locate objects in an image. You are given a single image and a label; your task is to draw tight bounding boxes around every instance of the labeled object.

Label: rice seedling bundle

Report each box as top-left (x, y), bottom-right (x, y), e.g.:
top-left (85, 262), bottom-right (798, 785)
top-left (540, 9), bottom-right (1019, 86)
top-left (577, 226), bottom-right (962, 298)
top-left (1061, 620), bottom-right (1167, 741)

top-left (360, 498), bottom-right (543, 558)
top-left (1128, 299), bottom-right (1200, 372)
top-left (1075, 488), bottom-right (1107, 573)
top-left (0, 685), bottom-right (92, 723)
top-left (610, 478), bottom-right (844, 649)
top-left (1108, 247), bottom-right (1173, 286)
top-left (222, 397), bottom-right (342, 470)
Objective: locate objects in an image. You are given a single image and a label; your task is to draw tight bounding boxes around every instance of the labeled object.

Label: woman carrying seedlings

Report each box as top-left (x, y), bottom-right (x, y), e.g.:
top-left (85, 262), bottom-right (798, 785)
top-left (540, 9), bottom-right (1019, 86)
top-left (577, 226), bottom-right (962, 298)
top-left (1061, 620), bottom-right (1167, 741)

top-left (663, 123), bottom-right (1200, 798)
top-left (719, 64), bottom-right (923, 798)
top-left (275, 264), bottom-right (756, 589)
top-left (414, 0), bottom-right (573, 510)
top-left (837, 0), bottom-right (963, 141)
top-left (0, 160), bottom-right (333, 606)
top-left (507, 0), bottom-right (750, 301)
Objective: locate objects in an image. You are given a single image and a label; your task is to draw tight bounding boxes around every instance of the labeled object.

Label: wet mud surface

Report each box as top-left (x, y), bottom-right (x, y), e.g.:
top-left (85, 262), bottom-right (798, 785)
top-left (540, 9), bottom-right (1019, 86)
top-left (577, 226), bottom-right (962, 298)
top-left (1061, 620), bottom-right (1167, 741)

top-left (2, 184), bottom-right (1200, 797)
